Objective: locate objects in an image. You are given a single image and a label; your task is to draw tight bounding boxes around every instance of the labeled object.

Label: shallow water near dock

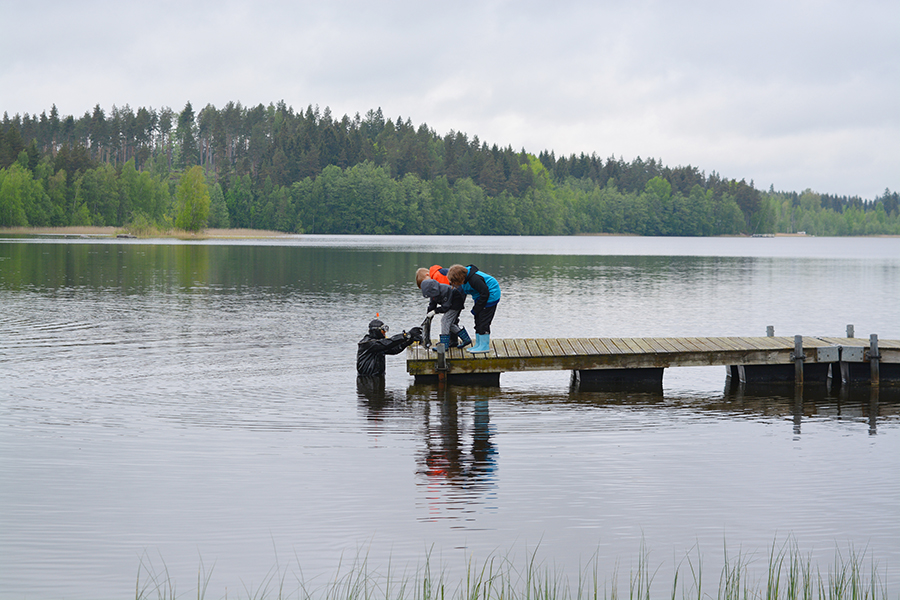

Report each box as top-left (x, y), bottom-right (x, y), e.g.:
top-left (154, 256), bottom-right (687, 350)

top-left (0, 235), bottom-right (898, 599)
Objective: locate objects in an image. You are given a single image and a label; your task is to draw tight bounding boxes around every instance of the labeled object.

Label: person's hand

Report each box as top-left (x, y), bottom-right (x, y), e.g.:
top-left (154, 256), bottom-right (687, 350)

top-left (426, 310), bottom-right (436, 319)
top-left (408, 326), bottom-right (424, 342)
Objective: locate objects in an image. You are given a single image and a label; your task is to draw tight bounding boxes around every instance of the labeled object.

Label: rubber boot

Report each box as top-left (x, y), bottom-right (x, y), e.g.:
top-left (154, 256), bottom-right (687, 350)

top-left (433, 334), bottom-right (451, 352)
top-left (456, 327), bottom-right (472, 348)
top-left (467, 333), bottom-right (491, 353)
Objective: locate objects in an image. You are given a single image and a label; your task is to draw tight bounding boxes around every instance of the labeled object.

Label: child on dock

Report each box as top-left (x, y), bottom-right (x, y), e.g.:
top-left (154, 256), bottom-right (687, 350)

top-left (415, 265), bottom-right (450, 286)
top-left (447, 264), bottom-right (501, 354)
top-left (416, 268), bottom-right (472, 350)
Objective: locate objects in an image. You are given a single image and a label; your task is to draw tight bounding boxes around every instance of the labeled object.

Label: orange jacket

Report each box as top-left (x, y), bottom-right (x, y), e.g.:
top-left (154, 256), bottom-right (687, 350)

top-left (429, 265), bottom-right (450, 285)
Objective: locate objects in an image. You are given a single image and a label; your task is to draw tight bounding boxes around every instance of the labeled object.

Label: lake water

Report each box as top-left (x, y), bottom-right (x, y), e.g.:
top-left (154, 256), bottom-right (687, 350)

top-left (1, 235), bottom-right (898, 599)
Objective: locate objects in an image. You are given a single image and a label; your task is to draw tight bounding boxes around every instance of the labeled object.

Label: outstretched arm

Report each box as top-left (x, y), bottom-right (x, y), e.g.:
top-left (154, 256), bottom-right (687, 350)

top-left (376, 329), bottom-right (422, 356)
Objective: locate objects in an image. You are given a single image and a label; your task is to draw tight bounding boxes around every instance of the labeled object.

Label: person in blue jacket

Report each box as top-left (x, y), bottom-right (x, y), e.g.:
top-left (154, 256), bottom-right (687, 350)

top-left (447, 264), bottom-right (500, 353)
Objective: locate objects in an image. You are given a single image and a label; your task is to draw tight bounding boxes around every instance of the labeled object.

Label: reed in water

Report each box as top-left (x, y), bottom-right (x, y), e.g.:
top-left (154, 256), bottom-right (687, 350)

top-left (135, 539), bottom-right (889, 600)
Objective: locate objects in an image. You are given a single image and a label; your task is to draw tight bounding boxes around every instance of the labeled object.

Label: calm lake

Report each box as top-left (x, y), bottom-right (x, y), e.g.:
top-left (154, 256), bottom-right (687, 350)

top-left (1, 235), bottom-right (898, 599)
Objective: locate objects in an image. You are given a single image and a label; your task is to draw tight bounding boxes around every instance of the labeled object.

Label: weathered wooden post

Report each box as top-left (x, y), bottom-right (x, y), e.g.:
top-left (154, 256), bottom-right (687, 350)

top-left (847, 324), bottom-right (854, 338)
top-left (766, 326), bottom-right (774, 337)
top-left (870, 334), bottom-right (880, 386)
top-left (436, 343), bottom-right (448, 384)
top-left (794, 335), bottom-right (804, 385)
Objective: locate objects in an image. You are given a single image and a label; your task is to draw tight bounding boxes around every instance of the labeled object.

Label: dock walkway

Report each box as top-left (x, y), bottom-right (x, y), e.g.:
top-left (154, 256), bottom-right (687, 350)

top-left (406, 335), bottom-right (900, 386)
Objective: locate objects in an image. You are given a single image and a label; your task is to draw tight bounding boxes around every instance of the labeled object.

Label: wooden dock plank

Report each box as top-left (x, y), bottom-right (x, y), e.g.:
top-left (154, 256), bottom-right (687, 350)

top-left (532, 338), bottom-right (551, 356)
top-left (567, 338), bottom-right (591, 354)
top-left (616, 338), bottom-right (642, 354)
top-left (493, 338), bottom-right (512, 359)
top-left (707, 337), bottom-right (741, 352)
top-left (556, 338), bottom-right (580, 356)
top-left (739, 336), bottom-right (779, 350)
top-left (577, 338), bottom-right (602, 354)
top-left (654, 337), bottom-right (683, 353)
top-left (632, 337), bottom-right (660, 354)
top-left (658, 337), bottom-right (695, 353)
top-left (508, 338), bottom-right (523, 358)
top-left (591, 338), bottom-right (619, 354)
top-left (546, 338), bottom-right (567, 357)
top-left (605, 338), bottom-right (632, 354)
top-left (817, 336), bottom-right (867, 347)
top-left (680, 337), bottom-right (712, 353)
top-left (580, 338), bottom-right (609, 354)
top-left (724, 338), bottom-right (756, 351)
top-left (713, 337), bottom-right (747, 352)
top-left (523, 338), bottom-right (543, 357)
top-left (735, 337), bottom-right (780, 351)
top-left (510, 338), bottom-right (531, 357)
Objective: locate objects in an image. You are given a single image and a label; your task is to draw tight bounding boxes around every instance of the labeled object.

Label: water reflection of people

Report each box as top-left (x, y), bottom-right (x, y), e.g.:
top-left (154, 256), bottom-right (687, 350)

top-left (356, 318), bottom-right (422, 376)
top-left (356, 375), bottom-right (404, 421)
top-left (417, 389), bottom-right (497, 488)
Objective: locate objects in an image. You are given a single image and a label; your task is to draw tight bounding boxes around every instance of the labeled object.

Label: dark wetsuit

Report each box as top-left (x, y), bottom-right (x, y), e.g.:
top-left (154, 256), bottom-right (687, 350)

top-left (356, 331), bottom-right (416, 376)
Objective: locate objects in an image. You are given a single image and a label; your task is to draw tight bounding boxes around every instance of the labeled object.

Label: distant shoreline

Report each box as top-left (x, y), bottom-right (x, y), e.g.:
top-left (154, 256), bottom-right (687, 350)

top-left (1, 227), bottom-right (897, 239)
top-left (0, 226), bottom-right (297, 240)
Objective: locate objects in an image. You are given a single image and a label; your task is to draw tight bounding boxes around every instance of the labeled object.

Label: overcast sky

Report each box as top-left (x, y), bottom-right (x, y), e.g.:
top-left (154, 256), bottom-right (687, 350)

top-left (2, 0), bottom-right (897, 198)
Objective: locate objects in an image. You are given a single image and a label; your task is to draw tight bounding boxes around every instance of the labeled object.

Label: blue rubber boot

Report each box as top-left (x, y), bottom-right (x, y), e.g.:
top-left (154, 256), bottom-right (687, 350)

top-left (467, 333), bottom-right (491, 353)
top-left (457, 327), bottom-right (472, 348)
top-left (433, 334), bottom-right (451, 352)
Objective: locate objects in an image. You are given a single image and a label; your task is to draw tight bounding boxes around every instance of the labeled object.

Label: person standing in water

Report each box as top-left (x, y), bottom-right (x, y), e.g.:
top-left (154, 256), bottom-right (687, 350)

top-left (356, 318), bottom-right (423, 376)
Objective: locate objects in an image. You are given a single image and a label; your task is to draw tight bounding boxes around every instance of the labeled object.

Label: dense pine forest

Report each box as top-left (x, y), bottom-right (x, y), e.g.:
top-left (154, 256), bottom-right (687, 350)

top-left (1, 101), bottom-right (898, 235)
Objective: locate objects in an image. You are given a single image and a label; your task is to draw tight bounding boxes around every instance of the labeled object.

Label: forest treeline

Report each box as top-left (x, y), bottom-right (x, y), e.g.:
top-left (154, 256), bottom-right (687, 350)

top-left (2, 101), bottom-right (898, 235)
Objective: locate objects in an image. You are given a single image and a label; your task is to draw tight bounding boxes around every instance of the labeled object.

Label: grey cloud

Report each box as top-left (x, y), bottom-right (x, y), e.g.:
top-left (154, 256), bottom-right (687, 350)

top-left (1, 0), bottom-right (897, 198)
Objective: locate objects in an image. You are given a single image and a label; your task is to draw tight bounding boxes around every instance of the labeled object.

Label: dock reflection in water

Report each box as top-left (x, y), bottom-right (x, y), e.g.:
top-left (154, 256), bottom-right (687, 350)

top-left (359, 379), bottom-right (500, 520)
top-left (356, 374), bottom-right (899, 525)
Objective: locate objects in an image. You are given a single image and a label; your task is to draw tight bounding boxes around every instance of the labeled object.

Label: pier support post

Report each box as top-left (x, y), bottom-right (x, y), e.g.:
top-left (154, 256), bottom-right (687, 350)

top-left (767, 326), bottom-right (774, 337)
top-left (870, 334), bottom-right (880, 387)
top-left (847, 324), bottom-right (854, 338)
top-left (436, 344), bottom-right (448, 385)
top-left (794, 335), bottom-right (805, 385)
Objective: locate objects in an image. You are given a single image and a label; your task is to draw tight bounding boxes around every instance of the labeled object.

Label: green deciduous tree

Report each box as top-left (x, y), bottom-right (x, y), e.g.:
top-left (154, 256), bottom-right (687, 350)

top-left (174, 166), bottom-right (210, 231)
top-left (75, 163), bottom-right (119, 225)
top-left (0, 164), bottom-right (30, 226)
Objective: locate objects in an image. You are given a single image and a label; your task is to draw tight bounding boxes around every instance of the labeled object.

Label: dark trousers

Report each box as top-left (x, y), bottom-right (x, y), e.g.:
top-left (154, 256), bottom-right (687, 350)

top-left (473, 303), bottom-right (498, 335)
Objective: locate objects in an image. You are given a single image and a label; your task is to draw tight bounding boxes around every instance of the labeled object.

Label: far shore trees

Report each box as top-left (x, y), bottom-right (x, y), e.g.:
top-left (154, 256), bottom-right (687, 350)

top-left (1, 102), bottom-right (897, 235)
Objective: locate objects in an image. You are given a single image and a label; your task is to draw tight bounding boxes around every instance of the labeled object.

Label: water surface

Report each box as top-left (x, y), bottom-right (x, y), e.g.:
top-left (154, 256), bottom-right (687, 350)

top-left (1, 235), bottom-right (898, 599)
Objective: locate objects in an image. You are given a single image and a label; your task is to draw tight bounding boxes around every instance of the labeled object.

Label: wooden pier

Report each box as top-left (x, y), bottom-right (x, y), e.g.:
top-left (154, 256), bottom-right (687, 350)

top-left (407, 333), bottom-right (900, 387)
